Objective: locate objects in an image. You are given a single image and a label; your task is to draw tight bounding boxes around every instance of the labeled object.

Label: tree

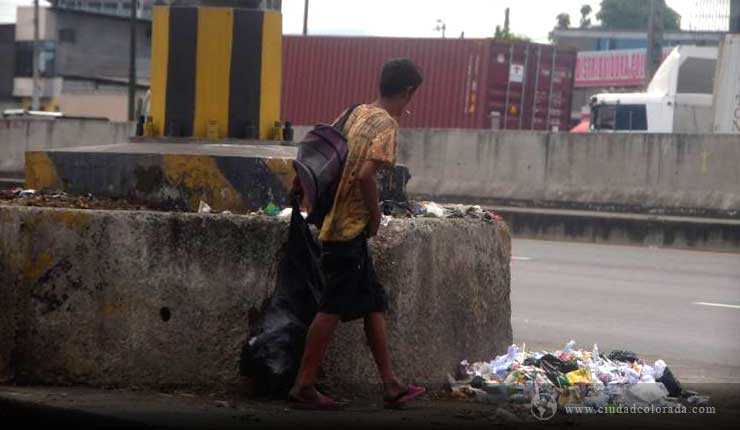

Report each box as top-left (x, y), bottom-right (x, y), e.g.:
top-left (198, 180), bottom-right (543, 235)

top-left (494, 8), bottom-right (531, 42)
top-left (495, 25), bottom-right (531, 42)
top-left (596, 0), bottom-right (681, 30)
top-left (580, 4), bottom-right (593, 28)
top-left (556, 13), bottom-right (571, 30)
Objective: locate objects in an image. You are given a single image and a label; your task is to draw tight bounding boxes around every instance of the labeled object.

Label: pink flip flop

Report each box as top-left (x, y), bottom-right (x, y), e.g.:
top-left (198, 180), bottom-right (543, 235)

top-left (384, 384), bottom-right (426, 409)
top-left (289, 391), bottom-right (343, 411)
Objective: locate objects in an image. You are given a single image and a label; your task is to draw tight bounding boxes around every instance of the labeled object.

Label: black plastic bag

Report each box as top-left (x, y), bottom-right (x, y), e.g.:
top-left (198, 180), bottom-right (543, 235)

top-left (536, 354), bottom-right (579, 387)
top-left (240, 200), bottom-right (324, 397)
top-left (657, 366), bottom-right (683, 397)
top-left (607, 350), bottom-right (639, 363)
top-left (538, 354), bottom-right (579, 374)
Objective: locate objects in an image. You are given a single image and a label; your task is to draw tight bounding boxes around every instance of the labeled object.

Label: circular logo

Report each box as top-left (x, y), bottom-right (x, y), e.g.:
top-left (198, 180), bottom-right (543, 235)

top-left (530, 392), bottom-right (558, 421)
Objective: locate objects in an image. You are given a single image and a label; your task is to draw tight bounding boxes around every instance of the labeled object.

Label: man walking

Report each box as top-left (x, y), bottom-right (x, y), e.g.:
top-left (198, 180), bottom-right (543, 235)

top-left (290, 58), bottom-right (424, 410)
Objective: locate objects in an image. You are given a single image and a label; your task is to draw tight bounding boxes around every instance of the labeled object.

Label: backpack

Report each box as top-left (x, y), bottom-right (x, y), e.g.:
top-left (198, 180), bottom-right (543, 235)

top-left (293, 105), bottom-right (359, 227)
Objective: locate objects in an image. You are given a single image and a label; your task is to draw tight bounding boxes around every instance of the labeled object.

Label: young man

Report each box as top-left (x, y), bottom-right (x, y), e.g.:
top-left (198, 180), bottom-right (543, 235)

top-left (289, 58), bottom-right (424, 409)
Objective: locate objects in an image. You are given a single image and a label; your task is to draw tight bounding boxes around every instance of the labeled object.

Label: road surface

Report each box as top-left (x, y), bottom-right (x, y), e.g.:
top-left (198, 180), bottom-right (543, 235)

top-left (510, 239), bottom-right (740, 383)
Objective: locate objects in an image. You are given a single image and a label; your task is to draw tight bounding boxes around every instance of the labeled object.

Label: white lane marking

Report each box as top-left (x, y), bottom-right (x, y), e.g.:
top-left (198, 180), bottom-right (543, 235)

top-left (512, 256), bottom-right (533, 261)
top-left (693, 302), bottom-right (740, 310)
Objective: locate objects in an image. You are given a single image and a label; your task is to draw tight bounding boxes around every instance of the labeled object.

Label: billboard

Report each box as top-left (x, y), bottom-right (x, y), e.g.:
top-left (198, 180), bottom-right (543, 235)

top-left (575, 48), bottom-right (671, 88)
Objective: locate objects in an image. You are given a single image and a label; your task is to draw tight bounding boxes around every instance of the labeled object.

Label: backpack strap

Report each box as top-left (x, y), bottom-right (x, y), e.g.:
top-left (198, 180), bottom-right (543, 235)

top-left (333, 104), bottom-right (361, 134)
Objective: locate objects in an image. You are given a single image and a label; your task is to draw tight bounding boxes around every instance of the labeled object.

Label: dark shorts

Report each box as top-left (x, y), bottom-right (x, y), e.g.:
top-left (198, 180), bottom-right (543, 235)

top-left (319, 233), bottom-right (389, 322)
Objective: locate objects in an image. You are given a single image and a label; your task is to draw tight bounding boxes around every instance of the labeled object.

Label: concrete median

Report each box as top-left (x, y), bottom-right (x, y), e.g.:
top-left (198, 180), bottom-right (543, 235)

top-left (397, 130), bottom-right (740, 217)
top-left (0, 205), bottom-right (512, 393)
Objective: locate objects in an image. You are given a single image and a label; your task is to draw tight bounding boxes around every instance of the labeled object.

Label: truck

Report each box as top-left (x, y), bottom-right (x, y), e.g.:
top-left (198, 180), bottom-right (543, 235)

top-left (588, 45), bottom-right (718, 133)
top-left (712, 34), bottom-right (740, 133)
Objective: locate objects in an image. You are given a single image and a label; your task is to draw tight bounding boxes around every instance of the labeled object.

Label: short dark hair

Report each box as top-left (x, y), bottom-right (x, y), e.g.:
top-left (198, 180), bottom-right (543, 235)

top-left (379, 58), bottom-right (423, 98)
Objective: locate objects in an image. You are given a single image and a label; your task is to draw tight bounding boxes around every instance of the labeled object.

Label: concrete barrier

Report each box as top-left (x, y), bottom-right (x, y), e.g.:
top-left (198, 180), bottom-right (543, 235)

top-left (0, 205), bottom-right (512, 392)
top-left (397, 130), bottom-right (740, 217)
top-left (497, 206), bottom-right (740, 253)
top-left (0, 118), bottom-right (133, 180)
top-left (24, 142), bottom-right (411, 213)
top-left (296, 126), bottom-right (740, 215)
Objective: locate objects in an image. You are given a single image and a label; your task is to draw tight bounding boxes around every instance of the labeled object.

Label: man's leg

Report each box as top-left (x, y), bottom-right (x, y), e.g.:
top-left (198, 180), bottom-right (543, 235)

top-left (364, 312), bottom-right (405, 398)
top-left (290, 312), bottom-right (340, 400)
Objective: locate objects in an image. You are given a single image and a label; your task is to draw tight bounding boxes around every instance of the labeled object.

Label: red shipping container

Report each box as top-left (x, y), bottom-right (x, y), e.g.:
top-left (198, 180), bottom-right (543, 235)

top-left (281, 36), bottom-right (577, 131)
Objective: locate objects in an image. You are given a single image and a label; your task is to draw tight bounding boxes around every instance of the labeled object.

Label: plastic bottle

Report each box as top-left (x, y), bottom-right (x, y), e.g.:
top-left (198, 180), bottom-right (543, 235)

top-left (653, 360), bottom-right (667, 379)
top-left (283, 121), bottom-right (294, 141)
top-left (491, 345), bottom-right (519, 378)
top-left (564, 340), bottom-right (576, 353)
top-left (592, 344), bottom-right (600, 363)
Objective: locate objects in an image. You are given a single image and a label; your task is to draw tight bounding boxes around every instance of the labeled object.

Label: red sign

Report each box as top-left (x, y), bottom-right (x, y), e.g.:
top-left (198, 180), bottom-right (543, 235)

top-left (575, 49), bottom-right (670, 88)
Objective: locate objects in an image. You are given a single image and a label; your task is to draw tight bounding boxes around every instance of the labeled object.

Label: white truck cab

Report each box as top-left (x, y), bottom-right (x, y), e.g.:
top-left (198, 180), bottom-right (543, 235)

top-left (589, 46), bottom-right (717, 133)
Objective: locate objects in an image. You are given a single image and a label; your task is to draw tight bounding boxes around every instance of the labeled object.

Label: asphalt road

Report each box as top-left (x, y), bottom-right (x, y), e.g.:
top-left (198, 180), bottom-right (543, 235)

top-left (510, 239), bottom-right (740, 383)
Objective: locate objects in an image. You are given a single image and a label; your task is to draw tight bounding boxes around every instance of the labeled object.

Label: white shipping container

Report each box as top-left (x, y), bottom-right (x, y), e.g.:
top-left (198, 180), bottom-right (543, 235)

top-left (712, 35), bottom-right (740, 134)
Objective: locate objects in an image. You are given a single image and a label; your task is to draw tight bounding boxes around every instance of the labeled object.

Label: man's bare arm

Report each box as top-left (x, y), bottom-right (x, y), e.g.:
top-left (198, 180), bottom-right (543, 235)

top-left (358, 160), bottom-right (384, 237)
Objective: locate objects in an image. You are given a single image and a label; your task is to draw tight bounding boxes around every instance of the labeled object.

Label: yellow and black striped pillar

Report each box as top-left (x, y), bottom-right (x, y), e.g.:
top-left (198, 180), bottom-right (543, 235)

top-left (150, 3), bottom-right (281, 139)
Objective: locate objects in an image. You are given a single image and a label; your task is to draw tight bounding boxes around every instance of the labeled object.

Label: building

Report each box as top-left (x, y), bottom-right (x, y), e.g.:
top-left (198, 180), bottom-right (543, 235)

top-left (550, 28), bottom-right (725, 51)
top-left (49, 0), bottom-right (153, 19)
top-left (551, 28), bottom-right (725, 122)
top-left (11, 4), bottom-right (151, 120)
top-left (0, 24), bottom-right (16, 110)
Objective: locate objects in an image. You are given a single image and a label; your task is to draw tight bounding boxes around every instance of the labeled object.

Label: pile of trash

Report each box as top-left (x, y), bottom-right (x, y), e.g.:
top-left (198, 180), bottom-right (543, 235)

top-left (450, 341), bottom-right (709, 410)
top-left (381, 200), bottom-right (503, 223)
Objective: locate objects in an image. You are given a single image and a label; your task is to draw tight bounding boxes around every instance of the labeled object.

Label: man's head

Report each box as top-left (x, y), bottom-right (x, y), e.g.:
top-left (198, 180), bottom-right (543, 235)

top-left (378, 58), bottom-right (423, 116)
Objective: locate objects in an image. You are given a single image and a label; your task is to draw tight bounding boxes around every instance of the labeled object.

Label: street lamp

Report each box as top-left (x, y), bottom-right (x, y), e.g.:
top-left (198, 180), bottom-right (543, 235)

top-left (434, 19), bottom-right (446, 38)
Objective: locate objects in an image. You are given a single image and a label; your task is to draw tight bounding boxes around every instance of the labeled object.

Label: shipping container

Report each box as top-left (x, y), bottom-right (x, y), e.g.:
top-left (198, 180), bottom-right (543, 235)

top-left (281, 36), bottom-right (577, 131)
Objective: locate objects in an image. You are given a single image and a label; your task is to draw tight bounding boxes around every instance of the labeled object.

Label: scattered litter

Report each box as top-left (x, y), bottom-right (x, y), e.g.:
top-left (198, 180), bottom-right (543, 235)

top-left (624, 382), bottom-right (669, 406)
top-left (0, 189), bottom-right (152, 211)
top-left (262, 202), bottom-right (281, 217)
top-left (686, 394), bottom-right (710, 405)
top-left (422, 201), bottom-right (447, 218)
top-left (381, 214), bottom-right (392, 227)
top-left (221, 210), bottom-right (232, 215)
top-left (381, 200), bottom-right (503, 224)
top-left (198, 201), bottom-right (212, 214)
top-left (452, 340), bottom-right (704, 412)
top-left (276, 208), bottom-right (308, 219)
top-left (608, 350), bottom-right (639, 363)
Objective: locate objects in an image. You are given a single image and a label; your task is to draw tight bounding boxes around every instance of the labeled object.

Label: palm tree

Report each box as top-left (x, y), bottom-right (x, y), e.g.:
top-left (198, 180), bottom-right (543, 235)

top-left (556, 13), bottom-right (571, 29)
top-left (580, 4), bottom-right (593, 28)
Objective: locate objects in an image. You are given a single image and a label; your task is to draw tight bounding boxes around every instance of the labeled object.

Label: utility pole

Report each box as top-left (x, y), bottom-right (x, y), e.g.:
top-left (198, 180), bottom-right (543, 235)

top-left (31, 0), bottom-right (40, 111)
top-left (645, 0), bottom-right (663, 88)
top-left (128, 0), bottom-right (137, 121)
top-left (731, 0), bottom-right (740, 33)
top-left (435, 19), bottom-right (446, 38)
top-left (504, 7), bottom-right (510, 35)
top-left (302, 0), bottom-right (309, 36)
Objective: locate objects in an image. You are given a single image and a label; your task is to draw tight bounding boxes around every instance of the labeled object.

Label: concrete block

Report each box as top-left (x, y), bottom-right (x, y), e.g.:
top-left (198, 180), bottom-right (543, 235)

top-left (24, 142), bottom-right (411, 212)
top-left (0, 118), bottom-right (133, 179)
top-left (0, 205), bottom-right (512, 392)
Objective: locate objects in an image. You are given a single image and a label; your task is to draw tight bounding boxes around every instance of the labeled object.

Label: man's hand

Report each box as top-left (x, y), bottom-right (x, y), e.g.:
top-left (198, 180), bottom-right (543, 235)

top-left (358, 160), bottom-right (384, 237)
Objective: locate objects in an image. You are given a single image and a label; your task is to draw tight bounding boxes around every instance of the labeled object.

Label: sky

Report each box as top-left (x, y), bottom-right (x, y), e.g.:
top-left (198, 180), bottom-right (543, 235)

top-left (0, 0), bottom-right (721, 43)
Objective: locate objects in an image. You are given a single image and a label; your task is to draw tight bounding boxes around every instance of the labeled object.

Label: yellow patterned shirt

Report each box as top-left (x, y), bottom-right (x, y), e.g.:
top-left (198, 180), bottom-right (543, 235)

top-left (319, 104), bottom-right (399, 242)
